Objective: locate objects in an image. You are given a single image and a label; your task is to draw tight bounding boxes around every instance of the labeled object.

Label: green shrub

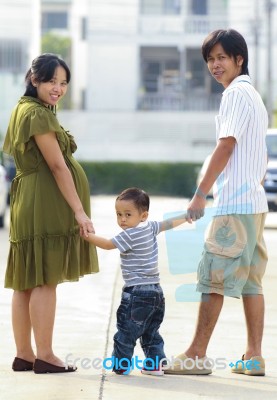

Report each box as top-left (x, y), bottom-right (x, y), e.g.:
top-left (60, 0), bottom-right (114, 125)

top-left (79, 161), bottom-right (201, 198)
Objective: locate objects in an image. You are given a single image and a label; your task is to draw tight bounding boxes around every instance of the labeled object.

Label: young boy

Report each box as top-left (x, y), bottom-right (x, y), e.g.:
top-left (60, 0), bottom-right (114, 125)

top-left (82, 187), bottom-right (188, 376)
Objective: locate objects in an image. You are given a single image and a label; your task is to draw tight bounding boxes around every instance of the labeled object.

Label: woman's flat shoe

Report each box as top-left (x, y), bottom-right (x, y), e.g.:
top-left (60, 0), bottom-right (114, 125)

top-left (33, 359), bottom-right (77, 374)
top-left (12, 357), bottom-right (34, 371)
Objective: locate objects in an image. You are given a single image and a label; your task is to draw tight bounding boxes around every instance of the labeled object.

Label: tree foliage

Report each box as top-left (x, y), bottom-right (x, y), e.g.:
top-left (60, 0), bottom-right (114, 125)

top-left (41, 33), bottom-right (71, 62)
top-left (41, 33), bottom-right (72, 109)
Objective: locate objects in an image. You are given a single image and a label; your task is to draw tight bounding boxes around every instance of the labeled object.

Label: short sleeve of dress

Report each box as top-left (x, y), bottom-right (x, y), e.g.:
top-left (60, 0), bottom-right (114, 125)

top-left (14, 106), bottom-right (67, 153)
top-left (3, 98), bottom-right (78, 156)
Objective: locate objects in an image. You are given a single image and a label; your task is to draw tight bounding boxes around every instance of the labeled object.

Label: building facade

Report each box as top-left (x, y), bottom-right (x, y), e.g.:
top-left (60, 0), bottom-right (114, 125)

top-left (87, 0), bottom-right (227, 111)
top-left (0, 0), bottom-right (40, 116)
top-left (0, 0), bottom-right (276, 162)
top-left (85, 0), bottom-right (276, 112)
top-left (41, 0), bottom-right (89, 109)
top-left (1, 0), bottom-right (275, 113)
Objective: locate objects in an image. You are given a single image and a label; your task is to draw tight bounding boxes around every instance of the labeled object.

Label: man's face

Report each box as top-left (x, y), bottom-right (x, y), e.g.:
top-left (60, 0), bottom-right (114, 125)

top-left (206, 43), bottom-right (243, 88)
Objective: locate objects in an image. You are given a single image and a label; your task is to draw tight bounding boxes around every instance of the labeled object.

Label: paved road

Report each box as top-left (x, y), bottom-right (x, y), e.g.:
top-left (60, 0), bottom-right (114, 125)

top-left (0, 196), bottom-right (277, 400)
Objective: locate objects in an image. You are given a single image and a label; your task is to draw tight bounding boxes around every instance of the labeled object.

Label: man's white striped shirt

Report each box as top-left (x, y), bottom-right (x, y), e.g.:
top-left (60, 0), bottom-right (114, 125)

top-left (214, 75), bottom-right (268, 215)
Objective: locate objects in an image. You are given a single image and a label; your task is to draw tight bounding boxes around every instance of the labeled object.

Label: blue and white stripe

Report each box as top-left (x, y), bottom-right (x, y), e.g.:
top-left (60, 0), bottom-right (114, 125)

top-left (111, 221), bottom-right (162, 287)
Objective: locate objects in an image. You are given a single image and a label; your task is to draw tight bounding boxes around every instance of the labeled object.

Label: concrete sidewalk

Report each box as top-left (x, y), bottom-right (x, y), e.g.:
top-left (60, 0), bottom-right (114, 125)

top-left (1, 196), bottom-right (277, 400)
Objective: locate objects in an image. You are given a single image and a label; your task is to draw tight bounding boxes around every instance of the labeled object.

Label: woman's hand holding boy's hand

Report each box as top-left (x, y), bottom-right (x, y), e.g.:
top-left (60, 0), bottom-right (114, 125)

top-left (75, 210), bottom-right (95, 237)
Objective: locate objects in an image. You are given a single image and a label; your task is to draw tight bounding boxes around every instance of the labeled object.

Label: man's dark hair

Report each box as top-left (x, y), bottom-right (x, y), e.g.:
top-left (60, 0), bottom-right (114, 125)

top-left (116, 187), bottom-right (150, 212)
top-left (202, 29), bottom-right (249, 75)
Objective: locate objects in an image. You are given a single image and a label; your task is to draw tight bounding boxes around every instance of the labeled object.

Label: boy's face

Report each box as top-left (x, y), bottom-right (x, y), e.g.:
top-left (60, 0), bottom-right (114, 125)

top-left (206, 43), bottom-right (243, 88)
top-left (115, 199), bottom-right (148, 230)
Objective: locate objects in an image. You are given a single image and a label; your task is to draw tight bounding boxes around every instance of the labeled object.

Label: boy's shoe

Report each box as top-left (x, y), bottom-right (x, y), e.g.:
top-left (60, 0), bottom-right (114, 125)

top-left (231, 355), bottom-right (265, 376)
top-left (163, 353), bottom-right (212, 375)
top-left (141, 366), bottom-right (164, 376)
top-left (113, 368), bottom-right (130, 375)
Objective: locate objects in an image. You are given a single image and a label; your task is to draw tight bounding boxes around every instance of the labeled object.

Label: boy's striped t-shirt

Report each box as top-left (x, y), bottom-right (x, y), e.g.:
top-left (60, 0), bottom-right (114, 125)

top-left (111, 220), bottom-right (162, 287)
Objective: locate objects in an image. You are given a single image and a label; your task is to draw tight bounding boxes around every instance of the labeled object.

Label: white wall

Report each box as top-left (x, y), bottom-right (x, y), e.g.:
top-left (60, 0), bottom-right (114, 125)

top-left (87, 44), bottom-right (138, 111)
top-left (86, 0), bottom-right (139, 111)
top-left (0, 0), bottom-right (40, 112)
top-left (70, 0), bottom-right (88, 109)
top-left (57, 110), bottom-right (216, 162)
top-left (0, 74), bottom-right (25, 119)
top-left (228, 0), bottom-right (277, 102)
top-left (0, 0), bottom-right (40, 64)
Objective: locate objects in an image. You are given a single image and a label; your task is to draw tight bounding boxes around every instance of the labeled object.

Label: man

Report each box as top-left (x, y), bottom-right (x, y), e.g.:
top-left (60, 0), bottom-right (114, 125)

top-left (166, 29), bottom-right (268, 376)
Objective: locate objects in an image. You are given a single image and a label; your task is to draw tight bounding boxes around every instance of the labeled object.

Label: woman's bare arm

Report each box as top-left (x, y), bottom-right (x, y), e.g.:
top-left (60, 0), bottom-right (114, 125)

top-left (34, 132), bottom-right (94, 237)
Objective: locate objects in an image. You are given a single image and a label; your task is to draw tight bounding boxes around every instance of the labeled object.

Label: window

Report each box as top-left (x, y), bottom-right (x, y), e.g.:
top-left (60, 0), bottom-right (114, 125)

top-left (190, 59), bottom-right (205, 88)
top-left (266, 133), bottom-right (277, 158)
top-left (191, 0), bottom-right (207, 15)
top-left (141, 0), bottom-right (181, 15)
top-left (142, 59), bottom-right (180, 93)
top-left (0, 40), bottom-right (25, 73)
top-left (81, 17), bottom-right (88, 40)
top-left (143, 61), bottom-right (161, 92)
top-left (211, 77), bottom-right (222, 94)
top-left (81, 89), bottom-right (86, 110)
top-left (42, 12), bottom-right (68, 32)
top-left (164, 0), bottom-right (180, 14)
top-left (186, 50), bottom-right (206, 89)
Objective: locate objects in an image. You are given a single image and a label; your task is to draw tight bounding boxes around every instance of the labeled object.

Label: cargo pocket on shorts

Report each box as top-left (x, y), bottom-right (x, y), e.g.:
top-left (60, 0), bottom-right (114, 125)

top-left (198, 238), bottom-right (246, 288)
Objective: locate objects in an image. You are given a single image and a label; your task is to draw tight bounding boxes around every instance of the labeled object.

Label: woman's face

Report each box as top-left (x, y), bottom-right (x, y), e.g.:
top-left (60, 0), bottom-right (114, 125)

top-left (33, 66), bottom-right (68, 107)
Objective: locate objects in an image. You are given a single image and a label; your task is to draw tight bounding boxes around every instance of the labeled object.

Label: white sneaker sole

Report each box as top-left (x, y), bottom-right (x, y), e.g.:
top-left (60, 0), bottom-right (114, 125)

top-left (141, 369), bottom-right (164, 376)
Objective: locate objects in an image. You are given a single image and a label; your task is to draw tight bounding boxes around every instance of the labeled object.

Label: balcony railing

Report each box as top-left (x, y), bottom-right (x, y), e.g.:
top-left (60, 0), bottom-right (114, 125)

top-left (138, 15), bottom-right (229, 35)
top-left (137, 93), bottom-right (222, 111)
top-left (0, 40), bottom-right (26, 73)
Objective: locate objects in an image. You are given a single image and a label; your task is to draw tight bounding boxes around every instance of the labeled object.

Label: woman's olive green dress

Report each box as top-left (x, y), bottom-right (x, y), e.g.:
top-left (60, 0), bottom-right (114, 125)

top-left (3, 96), bottom-right (99, 290)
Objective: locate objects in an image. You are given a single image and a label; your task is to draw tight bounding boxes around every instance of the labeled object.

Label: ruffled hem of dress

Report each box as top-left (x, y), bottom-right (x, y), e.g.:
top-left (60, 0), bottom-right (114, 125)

top-left (4, 233), bottom-right (99, 290)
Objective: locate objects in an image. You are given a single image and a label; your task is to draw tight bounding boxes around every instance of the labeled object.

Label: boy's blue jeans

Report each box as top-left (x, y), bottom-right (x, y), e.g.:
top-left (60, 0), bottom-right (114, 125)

top-left (112, 284), bottom-right (166, 371)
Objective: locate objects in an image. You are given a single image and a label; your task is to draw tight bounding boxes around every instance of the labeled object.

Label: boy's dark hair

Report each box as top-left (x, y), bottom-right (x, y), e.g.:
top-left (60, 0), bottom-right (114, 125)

top-left (202, 29), bottom-right (249, 75)
top-left (116, 187), bottom-right (150, 212)
top-left (24, 53), bottom-right (71, 97)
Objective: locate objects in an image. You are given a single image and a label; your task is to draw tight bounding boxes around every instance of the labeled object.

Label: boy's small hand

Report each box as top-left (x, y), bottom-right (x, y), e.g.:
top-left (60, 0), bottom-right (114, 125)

top-left (80, 230), bottom-right (93, 240)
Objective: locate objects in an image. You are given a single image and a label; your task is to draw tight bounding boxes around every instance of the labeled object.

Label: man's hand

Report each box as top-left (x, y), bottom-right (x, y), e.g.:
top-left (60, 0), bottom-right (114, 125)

top-left (186, 136), bottom-right (236, 223)
top-left (186, 194), bottom-right (206, 222)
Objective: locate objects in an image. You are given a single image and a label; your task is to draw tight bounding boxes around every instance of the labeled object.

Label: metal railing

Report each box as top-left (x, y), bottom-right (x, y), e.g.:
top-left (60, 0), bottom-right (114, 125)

top-left (0, 40), bottom-right (26, 73)
top-left (137, 93), bottom-right (222, 111)
top-left (138, 15), bottom-right (229, 35)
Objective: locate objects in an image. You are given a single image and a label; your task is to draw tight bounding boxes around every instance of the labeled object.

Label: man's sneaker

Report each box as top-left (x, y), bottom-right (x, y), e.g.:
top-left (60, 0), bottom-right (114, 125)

top-left (141, 366), bottom-right (164, 376)
top-left (163, 353), bottom-right (212, 375)
top-left (231, 355), bottom-right (265, 376)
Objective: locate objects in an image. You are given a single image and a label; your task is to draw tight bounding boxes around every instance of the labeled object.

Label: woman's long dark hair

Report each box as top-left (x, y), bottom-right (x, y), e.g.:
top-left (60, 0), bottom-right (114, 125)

top-left (24, 53), bottom-right (71, 97)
